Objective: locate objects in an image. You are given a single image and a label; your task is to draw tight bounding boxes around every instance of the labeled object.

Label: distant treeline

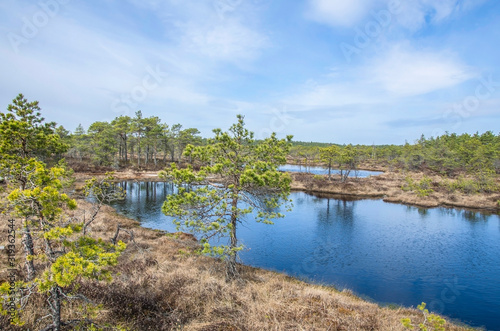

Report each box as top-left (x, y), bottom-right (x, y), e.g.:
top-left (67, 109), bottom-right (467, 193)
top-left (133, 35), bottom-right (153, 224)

top-left (288, 132), bottom-right (500, 176)
top-left (51, 111), bottom-right (499, 176)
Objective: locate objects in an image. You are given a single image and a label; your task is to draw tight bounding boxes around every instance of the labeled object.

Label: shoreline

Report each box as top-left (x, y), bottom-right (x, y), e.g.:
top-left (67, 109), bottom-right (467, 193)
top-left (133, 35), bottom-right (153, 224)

top-left (76, 169), bottom-right (500, 214)
top-left (289, 171), bottom-right (500, 213)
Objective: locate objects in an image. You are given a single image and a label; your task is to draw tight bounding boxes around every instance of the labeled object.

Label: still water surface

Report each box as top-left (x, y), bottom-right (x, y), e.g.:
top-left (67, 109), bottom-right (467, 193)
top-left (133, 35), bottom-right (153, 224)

top-left (279, 164), bottom-right (383, 177)
top-left (109, 181), bottom-right (500, 330)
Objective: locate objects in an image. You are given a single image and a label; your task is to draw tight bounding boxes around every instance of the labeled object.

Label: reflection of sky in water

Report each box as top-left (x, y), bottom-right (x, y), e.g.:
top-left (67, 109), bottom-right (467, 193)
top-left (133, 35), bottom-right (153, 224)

top-left (278, 164), bottom-right (383, 177)
top-left (109, 181), bottom-right (500, 331)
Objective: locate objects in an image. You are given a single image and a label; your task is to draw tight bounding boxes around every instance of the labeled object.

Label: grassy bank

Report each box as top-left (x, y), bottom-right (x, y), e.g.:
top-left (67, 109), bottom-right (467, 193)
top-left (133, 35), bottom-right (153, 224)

top-left (290, 171), bottom-right (500, 212)
top-left (76, 169), bottom-right (500, 213)
top-left (1, 196), bottom-right (474, 330)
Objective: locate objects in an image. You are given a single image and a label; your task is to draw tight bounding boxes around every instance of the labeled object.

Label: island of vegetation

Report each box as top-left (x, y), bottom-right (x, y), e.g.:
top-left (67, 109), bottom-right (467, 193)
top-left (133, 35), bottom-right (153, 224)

top-left (1, 94), bottom-right (497, 330)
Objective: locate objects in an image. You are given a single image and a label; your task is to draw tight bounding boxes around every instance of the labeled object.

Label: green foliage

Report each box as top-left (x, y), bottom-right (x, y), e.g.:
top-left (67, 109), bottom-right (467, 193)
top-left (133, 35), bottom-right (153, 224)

top-left (401, 176), bottom-right (434, 197)
top-left (401, 318), bottom-right (413, 329)
top-left (7, 160), bottom-right (77, 221)
top-left (441, 173), bottom-right (499, 194)
top-left (88, 121), bottom-right (119, 166)
top-left (66, 110), bottom-right (201, 168)
top-left (0, 281), bottom-right (26, 326)
top-left (0, 94), bottom-right (67, 168)
top-left (337, 144), bottom-right (358, 182)
top-left (37, 238), bottom-right (126, 291)
top-left (396, 132), bottom-right (500, 176)
top-left (318, 144), bottom-right (359, 182)
top-left (84, 173), bottom-right (126, 203)
top-left (401, 302), bottom-right (446, 331)
top-left (319, 145), bottom-right (338, 179)
top-left (1, 160), bottom-right (127, 328)
top-left (161, 115), bottom-right (292, 278)
top-left (0, 95), bottom-right (126, 330)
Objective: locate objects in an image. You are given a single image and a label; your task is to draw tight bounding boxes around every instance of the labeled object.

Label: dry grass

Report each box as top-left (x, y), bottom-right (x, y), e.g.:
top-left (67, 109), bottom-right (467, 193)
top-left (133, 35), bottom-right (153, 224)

top-left (1, 197), bottom-right (475, 330)
top-left (291, 171), bottom-right (500, 212)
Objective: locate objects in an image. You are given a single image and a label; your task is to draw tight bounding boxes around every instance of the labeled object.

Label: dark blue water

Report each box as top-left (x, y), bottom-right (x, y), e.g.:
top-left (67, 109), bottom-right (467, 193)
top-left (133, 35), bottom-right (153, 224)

top-left (279, 164), bottom-right (383, 177)
top-left (109, 181), bottom-right (500, 330)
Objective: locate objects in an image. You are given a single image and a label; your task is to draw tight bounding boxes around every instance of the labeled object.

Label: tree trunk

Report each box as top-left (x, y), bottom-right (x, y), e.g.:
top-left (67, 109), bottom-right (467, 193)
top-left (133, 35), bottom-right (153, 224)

top-left (51, 286), bottom-right (62, 331)
top-left (22, 222), bottom-right (36, 281)
top-left (137, 138), bottom-right (141, 167)
top-left (124, 137), bottom-right (128, 163)
top-left (328, 160), bottom-right (331, 180)
top-left (227, 196), bottom-right (239, 281)
top-left (153, 144), bottom-right (158, 168)
top-left (130, 143), bottom-right (134, 165)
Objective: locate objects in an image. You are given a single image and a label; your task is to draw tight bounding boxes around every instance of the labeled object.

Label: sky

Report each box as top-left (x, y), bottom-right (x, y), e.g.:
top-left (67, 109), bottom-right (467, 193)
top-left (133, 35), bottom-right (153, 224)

top-left (0, 0), bottom-right (499, 145)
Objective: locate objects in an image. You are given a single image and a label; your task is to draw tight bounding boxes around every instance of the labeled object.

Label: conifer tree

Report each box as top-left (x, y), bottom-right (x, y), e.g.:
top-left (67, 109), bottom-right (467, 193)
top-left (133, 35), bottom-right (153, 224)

top-left (0, 94), bottom-right (126, 330)
top-left (161, 115), bottom-right (292, 279)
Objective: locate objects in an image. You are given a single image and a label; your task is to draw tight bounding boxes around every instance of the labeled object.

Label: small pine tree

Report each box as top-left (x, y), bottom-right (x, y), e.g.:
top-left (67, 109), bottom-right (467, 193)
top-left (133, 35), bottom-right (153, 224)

top-left (0, 95), bottom-right (126, 330)
top-left (161, 115), bottom-right (293, 280)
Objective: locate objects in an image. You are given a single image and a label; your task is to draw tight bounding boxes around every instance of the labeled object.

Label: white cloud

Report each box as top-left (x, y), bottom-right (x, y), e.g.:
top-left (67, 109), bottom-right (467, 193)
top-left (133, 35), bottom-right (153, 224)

top-left (306, 0), bottom-right (485, 31)
top-left (368, 45), bottom-right (476, 96)
top-left (125, 0), bottom-right (269, 64)
top-left (306, 0), bottom-right (374, 27)
top-left (285, 81), bottom-right (383, 109)
top-left (0, 0), bottom-right (271, 130)
top-left (394, 0), bottom-right (460, 30)
top-left (283, 45), bottom-right (475, 110)
top-left (179, 20), bottom-right (269, 62)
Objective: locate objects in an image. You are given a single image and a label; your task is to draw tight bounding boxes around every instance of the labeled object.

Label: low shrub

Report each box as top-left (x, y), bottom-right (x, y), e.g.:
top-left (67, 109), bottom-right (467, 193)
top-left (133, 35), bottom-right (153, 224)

top-left (441, 174), bottom-right (499, 194)
top-left (402, 176), bottom-right (434, 197)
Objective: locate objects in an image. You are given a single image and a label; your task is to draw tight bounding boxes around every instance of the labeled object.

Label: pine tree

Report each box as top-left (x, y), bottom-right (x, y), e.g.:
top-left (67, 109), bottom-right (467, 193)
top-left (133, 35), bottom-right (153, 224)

top-left (161, 115), bottom-right (292, 280)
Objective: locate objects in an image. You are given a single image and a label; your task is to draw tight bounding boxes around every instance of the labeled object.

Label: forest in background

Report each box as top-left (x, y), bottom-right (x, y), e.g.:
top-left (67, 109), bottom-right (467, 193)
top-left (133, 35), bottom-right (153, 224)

top-left (54, 112), bottom-right (500, 180)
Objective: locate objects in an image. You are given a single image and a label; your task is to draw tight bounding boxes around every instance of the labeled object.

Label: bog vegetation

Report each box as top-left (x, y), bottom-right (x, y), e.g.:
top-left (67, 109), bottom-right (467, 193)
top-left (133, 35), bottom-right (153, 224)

top-left (54, 99), bottom-right (499, 197)
top-left (0, 93), bottom-right (498, 330)
top-left (36, 98), bottom-right (498, 181)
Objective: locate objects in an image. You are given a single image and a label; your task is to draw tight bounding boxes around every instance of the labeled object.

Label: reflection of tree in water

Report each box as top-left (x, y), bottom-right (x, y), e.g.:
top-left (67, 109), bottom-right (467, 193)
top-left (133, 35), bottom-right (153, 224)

top-left (437, 206), bottom-right (492, 224)
top-left (115, 181), bottom-right (176, 221)
top-left (417, 208), bottom-right (428, 217)
top-left (316, 198), bottom-right (356, 230)
top-left (293, 194), bottom-right (306, 207)
top-left (141, 181), bottom-right (174, 202)
top-left (405, 205), bottom-right (430, 219)
top-left (333, 199), bottom-right (355, 224)
top-left (302, 198), bottom-right (357, 275)
top-left (437, 207), bottom-right (457, 218)
top-left (462, 210), bottom-right (489, 223)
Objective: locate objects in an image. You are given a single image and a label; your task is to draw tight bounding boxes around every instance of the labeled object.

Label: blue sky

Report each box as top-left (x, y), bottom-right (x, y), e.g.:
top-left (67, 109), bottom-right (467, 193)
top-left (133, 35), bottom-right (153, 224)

top-left (1, 0), bottom-right (499, 144)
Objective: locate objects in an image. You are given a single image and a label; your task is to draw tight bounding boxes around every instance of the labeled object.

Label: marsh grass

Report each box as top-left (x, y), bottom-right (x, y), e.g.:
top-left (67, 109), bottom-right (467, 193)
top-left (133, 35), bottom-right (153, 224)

top-left (1, 199), bottom-right (474, 330)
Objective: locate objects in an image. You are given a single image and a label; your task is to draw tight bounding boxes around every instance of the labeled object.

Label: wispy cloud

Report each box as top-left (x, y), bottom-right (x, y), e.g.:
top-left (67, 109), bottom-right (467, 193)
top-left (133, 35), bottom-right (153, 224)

top-left (306, 0), bottom-right (486, 31)
top-left (178, 20), bottom-right (269, 63)
top-left (0, 0), bottom-right (497, 145)
top-left (306, 0), bottom-right (374, 27)
top-left (367, 45), bottom-right (476, 97)
top-left (283, 44), bottom-right (475, 109)
top-left (0, 0), bottom-right (269, 129)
